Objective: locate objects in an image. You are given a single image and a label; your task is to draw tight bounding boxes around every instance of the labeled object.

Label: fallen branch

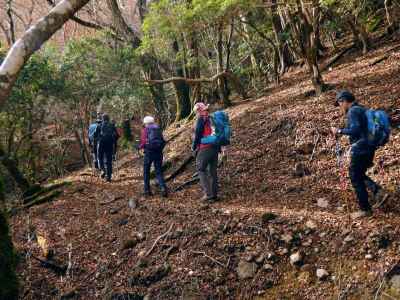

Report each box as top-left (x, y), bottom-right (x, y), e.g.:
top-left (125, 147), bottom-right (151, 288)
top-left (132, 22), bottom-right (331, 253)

top-left (30, 254), bottom-right (67, 275)
top-left (165, 155), bottom-right (194, 182)
top-left (191, 250), bottom-right (226, 268)
top-left (145, 70), bottom-right (248, 99)
top-left (309, 131), bottom-right (321, 162)
top-left (173, 177), bottom-right (199, 192)
top-left (322, 44), bottom-right (356, 72)
top-left (145, 223), bottom-right (174, 257)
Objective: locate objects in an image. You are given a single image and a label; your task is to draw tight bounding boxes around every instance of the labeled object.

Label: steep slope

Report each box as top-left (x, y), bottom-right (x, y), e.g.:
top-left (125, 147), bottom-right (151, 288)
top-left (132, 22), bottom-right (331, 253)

top-left (10, 40), bottom-right (400, 300)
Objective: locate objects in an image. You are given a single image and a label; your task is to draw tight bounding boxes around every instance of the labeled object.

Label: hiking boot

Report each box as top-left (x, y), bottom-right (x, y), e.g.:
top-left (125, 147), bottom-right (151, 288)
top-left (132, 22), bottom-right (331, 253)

top-left (101, 172), bottom-right (106, 179)
top-left (144, 191), bottom-right (153, 198)
top-left (161, 189), bottom-right (168, 198)
top-left (201, 195), bottom-right (217, 203)
top-left (106, 177), bottom-right (112, 183)
top-left (351, 210), bottom-right (373, 220)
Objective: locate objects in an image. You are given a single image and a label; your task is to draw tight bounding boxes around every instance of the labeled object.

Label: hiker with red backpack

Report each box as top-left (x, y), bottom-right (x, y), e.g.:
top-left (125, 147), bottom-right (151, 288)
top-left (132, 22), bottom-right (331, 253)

top-left (331, 90), bottom-right (390, 218)
top-left (139, 116), bottom-right (168, 198)
top-left (192, 103), bottom-right (231, 203)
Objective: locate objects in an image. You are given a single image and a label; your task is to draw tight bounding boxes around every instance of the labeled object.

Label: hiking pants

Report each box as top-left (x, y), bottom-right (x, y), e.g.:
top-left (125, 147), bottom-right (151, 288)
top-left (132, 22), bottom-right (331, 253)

top-left (349, 151), bottom-right (379, 211)
top-left (143, 151), bottom-right (167, 193)
top-left (92, 143), bottom-right (99, 169)
top-left (196, 147), bottom-right (219, 198)
top-left (97, 142), bottom-right (113, 180)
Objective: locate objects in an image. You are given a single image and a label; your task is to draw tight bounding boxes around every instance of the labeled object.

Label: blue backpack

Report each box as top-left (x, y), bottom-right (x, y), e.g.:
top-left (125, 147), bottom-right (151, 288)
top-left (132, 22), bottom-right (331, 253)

top-left (201, 111), bottom-right (231, 146)
top-left (365, 109), bottom-right (391, 147)
top-left (88, 123), bottom-right (99, 145)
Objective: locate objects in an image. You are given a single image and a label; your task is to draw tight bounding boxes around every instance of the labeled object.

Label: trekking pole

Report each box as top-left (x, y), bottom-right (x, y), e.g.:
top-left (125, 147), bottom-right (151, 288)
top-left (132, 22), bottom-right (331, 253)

top-left (335, 138), bottom-right (350, 213)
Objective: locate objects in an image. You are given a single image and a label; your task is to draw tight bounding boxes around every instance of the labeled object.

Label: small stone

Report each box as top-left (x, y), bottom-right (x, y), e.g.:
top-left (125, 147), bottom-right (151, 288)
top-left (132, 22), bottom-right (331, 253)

top-left (316, 268), bottom-right (329, 280)
top-left (305, 220), bottom-right (317, 230)
top-left (365, 254), bottom-right (373, 260)
top-left (277, 248), bottom-right (289, 256)
top-left (255, 254), bottom-right (265, 264)
top-left (317, 198), bottom-right (329, 208)
top-left (128, 198), bottom-right (137, 209)
top-left (281, 233), bottom-right (293, 244)
top-left (344, 235), bottom-right (354, 243)
top-left (390, 275), bottom-right (400, 292)
top-left (290, 252), bottom-right (303, 266)
top-left (109, 208), bottom-right (119, 214)
top-left (261, 212), bottom-right (277, 223)
top-left (245, 253), bottom-right (256, 262)
top-left (237, 260), bottom-right (257, 280)
top-left (263, 264), bottom-right (273, 271)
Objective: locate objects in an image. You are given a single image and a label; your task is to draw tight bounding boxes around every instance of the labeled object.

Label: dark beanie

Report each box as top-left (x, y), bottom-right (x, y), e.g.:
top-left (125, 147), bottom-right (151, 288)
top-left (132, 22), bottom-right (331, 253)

top-left (335, 90), bottom-right (355, 106)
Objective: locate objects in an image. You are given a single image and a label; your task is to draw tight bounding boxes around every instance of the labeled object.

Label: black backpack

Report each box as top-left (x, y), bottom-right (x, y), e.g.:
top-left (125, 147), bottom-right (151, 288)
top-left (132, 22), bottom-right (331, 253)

top-left (146, 126), bottom-right (165, 151)
top-left (100, 122), bottom-right (116, 143)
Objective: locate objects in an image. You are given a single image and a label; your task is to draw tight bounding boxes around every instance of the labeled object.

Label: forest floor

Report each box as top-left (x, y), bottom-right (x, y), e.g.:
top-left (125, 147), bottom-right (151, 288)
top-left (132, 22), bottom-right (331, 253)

top-left (10, 35), bottom-right (400, 300)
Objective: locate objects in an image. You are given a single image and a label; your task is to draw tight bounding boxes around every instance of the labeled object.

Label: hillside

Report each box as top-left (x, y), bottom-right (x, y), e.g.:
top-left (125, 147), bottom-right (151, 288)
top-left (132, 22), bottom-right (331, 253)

top-left (10, 39), bottom-right (400, 300)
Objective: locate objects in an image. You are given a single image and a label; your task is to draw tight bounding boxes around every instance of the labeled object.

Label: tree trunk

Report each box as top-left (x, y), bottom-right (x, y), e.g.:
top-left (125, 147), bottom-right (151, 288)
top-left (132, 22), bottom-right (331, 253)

top-left (0, 0), bottom-right (91, 108)
top-left (0, 145), bottom-right (31, 193)
top-left (172, 40), bottom-right (191, 122)
top-left (216, 24), bottom-right (231, 107)
top-left (271, 0), bottom-right (293, 74)
top-left (0, 175), bottom-right (19, 300)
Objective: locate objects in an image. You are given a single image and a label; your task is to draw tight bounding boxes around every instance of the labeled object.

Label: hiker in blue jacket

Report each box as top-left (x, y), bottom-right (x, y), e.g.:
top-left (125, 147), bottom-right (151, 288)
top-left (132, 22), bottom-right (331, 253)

top-left (331, 90), bottom-right (382, 218)
top-left (139, 116), bottom-right (168, 198)
top-left (88, 115), bottom-right (102, 170)
top-left (94, 114), bottom-right (118, 182)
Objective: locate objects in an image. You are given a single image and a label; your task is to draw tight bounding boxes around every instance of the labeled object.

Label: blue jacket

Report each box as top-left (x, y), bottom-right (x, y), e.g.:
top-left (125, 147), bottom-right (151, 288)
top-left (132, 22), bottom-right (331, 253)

top-left (340, 103), bottom-right (374, 155)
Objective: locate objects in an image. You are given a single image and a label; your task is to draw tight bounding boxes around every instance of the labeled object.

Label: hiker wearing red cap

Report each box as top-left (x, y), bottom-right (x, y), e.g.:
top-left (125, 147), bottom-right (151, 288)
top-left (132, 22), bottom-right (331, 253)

top-left (192, 103), bottom-right (219, 202)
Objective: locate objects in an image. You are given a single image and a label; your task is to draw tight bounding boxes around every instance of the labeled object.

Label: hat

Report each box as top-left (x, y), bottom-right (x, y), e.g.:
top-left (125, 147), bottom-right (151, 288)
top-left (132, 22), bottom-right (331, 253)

top-left (193, 102), bottom-right (209, 113)
top-left (143, 116), bottom-right (155, 125)
top-left (335, 90), bottom-right (355, 106)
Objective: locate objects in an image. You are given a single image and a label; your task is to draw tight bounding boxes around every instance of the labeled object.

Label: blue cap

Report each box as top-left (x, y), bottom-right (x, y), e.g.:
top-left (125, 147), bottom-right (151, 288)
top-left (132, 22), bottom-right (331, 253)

top-left (335, 90), bottom-right (355, 106)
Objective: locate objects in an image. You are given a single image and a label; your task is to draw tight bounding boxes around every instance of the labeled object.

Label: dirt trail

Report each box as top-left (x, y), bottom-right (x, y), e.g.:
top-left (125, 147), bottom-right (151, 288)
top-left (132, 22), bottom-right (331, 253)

top-left (10, 40), bottom-right (400, 299)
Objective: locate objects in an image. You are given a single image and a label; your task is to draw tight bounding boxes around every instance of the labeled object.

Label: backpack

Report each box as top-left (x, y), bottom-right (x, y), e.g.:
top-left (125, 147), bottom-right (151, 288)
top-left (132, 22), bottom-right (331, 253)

top-left (146, 126), bottom-right (165, 151)
top-left (88, 123), bottom-right (98, 145)
top-left (99, 122), bottom-right (116, 143)
top-left (365, 109), bottom-right (391, 147)
top-left (200, 110), bottom-right (231, 146)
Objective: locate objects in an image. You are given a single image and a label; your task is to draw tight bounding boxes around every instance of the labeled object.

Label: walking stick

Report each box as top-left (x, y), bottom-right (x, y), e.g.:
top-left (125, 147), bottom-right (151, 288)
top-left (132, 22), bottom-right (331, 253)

top-left (335, 138), bottom-right (350, 214)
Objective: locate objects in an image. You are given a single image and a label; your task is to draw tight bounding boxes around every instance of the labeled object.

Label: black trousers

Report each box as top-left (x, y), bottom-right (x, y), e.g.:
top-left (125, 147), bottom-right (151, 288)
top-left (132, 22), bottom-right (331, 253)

top-left (349, 151), bottom-right (379, 211)
top-left (97, 142), bottom-right (113, 180)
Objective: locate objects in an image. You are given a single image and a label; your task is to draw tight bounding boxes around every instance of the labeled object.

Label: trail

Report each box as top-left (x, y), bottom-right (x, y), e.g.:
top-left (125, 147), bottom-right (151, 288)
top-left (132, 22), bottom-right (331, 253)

top-left (10, 40), bottom-right (400, 300)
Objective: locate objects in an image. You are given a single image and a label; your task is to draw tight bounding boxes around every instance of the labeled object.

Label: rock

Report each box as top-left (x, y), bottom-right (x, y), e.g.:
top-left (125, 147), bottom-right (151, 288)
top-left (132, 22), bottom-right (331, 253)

top-left (390, 275), bottom-right (400, 292)
top-left (290, 252), bottom-right (303, 266)
top-left (317, 198), bottom-right (329, 208)
top-left (316, 268), bottom-right (329, 280)
top-left (344, 235), bottom-right (354, 243)
top-left (245, 253), bottom-right (256, 262)
top-left (263, 264), bottom-right (273, 271)
top-left (281, 233), bottom-right (293, 244)
top-left (117, 218), bottom-right (128, 226)
top-left (255, 254), bottom-right (265, 264)
top-left (109, 208), bottom-right (119, 214)
top-left (305, 220), bottom-right (317, 230)
top-left (277, 248), bottom-right (289, 256)
top-left (261, 212), bottom-right (277, 223)
top-left (128, 198), bottom-right (137, 209)
top-left (237, 260), bottom-right (257, 280)
top-left (365, 254), bottom-right (373, 260)
top-left (121, 239), bottom-right (138, 250)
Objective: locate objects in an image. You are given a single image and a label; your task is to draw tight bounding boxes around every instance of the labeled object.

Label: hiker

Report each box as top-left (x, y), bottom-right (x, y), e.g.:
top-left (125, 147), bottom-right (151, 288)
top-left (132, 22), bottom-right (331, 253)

top-left (94, 114), bottom-right (118, 182)
top-left (88, 114), bottom-right (102, 170)
top-left (192, 103), bottom-right (231, 202)
top-left (331, 90), bottom-right (389, 217)
top-left (139, 116), bottom-right (168, 198)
